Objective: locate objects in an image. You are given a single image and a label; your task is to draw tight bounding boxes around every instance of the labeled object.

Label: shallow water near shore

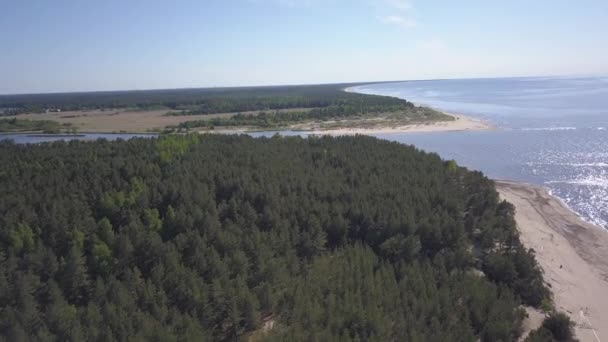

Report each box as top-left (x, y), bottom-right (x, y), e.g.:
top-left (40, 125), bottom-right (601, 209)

top-left (350, 76), bottom-right (608, 229)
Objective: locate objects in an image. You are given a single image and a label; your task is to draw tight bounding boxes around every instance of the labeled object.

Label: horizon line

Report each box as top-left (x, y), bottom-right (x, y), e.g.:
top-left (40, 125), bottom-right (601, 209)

top-left (1, 73), bottom-right (604, 97)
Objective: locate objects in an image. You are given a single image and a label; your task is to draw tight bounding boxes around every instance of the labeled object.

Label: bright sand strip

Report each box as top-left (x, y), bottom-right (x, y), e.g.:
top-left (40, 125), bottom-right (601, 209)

top-left (305, 113), bottom-right (490, 135)
top-left (212, 113), bottom-right (492, 135)
top-left (496, 180), bottom-right (608, 342)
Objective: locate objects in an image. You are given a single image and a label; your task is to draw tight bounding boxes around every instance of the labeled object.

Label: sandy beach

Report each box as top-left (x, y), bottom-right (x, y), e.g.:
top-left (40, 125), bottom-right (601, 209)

top-left (304, 113), bottom-right (490, 135)
top-left (496, 180), bottom-right (608, 342)
top-left (210, 113), bottom-right (491, 135)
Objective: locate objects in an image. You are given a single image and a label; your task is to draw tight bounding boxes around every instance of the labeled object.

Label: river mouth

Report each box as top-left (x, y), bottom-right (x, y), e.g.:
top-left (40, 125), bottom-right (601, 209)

top-left (345, 76), bottom-right (608, 230)
top-left (0, 132), bottom-right (158, 144)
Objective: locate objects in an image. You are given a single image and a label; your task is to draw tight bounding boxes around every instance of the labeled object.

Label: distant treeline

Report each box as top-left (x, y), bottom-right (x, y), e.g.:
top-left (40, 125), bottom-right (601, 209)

top-left (0, 83), bottom-right (400, 115)
top-left (0, 134), bottom-right (566, 341)
top-left (162, 87), bottom-right (417, 116)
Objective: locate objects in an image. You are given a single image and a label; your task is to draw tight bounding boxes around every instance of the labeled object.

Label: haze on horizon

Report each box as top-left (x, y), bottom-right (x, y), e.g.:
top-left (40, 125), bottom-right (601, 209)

top-left (1, 0), bottom-right (607, 95)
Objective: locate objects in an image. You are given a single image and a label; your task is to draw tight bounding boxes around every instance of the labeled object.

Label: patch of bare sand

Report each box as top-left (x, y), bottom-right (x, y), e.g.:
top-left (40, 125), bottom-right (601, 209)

top-left (521, 307), bottom-right (546, 341)
top-left (496, 180), bottom-right (608, 342)
top-left (303, 113), bottom-right (491, 135)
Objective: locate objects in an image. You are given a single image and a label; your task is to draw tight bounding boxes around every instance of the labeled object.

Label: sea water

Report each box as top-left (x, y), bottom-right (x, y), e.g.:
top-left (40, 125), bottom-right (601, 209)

top-left (349, 76), bottom-right (608, 229)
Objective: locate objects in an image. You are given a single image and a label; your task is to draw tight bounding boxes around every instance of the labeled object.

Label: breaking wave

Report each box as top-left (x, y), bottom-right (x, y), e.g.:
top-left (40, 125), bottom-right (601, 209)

top-left (520, 127), bottom-right (577, 131)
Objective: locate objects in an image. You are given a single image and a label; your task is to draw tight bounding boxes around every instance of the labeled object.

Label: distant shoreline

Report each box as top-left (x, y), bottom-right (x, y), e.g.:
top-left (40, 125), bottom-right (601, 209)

top-left (302, 112), bottom-right (491, 135)
top-left (210, 111), bottom-right (492, 135)
top-left (8, 83), bottom-right (488, 135)
top-left (496, 180), bottom-right (608, 341)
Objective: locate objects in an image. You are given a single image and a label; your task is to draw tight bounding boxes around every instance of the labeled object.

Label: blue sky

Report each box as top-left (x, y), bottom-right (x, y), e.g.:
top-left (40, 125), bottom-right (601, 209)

top-left (1, 0), bottom-right (607, 94)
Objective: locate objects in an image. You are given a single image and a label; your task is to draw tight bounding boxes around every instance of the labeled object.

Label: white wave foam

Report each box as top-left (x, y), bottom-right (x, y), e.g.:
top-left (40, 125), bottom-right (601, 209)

top-left (545, 185), bottom-right (608, 229)
top-left (527, 162), bottom-right (608, 167)
top-left (521, 127), bottom-right (577, 131)
top-left (567, 162), bottom-right (608, 167)
top-left (546, 175), bottom-right (608, 187)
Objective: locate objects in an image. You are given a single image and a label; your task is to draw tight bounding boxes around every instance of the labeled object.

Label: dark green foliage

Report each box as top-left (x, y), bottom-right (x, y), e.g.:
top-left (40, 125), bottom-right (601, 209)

top-left (0, 83), bottom-right (398, 114)
top-left (0, 134), bottom-right (549, 340)
top-left (525, 313), bottom-right (576, 342)
top-left (526, 328), bottom-right (556, 342)
top-left (164, 85), bottom-right (420, 117)
top-left (542, 313), bottom-right (576, 341)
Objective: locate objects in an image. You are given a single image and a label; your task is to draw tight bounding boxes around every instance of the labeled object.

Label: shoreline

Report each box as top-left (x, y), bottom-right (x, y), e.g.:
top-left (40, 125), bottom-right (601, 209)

top-left (209, 112), bottom-right (492, 136)
top-left (342, 86), bottom-right (493, 134)
top-left (495, 180), bottom-right (608, 342)
top-left (305, 112), bottom-right (491, 135)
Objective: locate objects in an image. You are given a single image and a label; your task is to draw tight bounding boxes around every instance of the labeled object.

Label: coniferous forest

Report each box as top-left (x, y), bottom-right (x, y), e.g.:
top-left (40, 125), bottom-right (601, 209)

top-left (0, 134), bottom-right (556, 341)
top-left (0, 84), bottom-right (405, 115)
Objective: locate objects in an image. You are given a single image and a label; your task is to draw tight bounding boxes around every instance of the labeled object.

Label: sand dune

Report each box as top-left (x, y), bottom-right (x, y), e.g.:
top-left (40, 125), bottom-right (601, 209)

top-left (496, 180), bottom-right (608, 342)
top-left (208, 113), bottom-right (491, 135)
top-left (304, 113), bottom-right (491, 135)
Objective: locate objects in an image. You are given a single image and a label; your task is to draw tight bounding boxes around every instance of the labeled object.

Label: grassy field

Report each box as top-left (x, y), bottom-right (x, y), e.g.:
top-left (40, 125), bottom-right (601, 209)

top-left (0, 118), bottom-right (70, 133)
top-left (13, 109), bottom-right (256, 133)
